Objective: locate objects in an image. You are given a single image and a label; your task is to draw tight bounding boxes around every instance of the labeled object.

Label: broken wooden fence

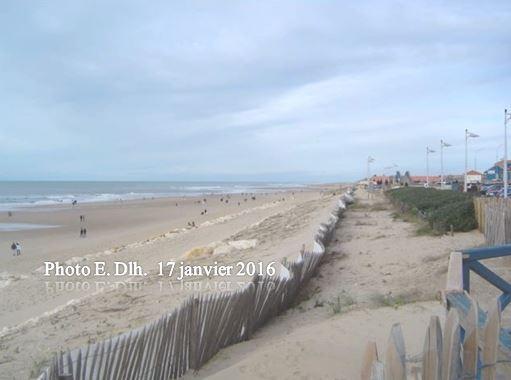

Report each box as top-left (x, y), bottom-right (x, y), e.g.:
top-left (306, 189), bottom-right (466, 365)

top-left (362, 245), bottom-right (511, 379)
top-left (37, 190), bottom-right (354, 380)
top-left (361, 298), bottom-right (502, 380)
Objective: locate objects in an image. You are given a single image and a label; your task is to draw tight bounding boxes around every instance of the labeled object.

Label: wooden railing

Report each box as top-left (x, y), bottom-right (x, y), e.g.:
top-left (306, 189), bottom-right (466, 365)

top-left (457, 245), bottom-right (511, 310)
top-left (362, 245), bottom-right (511, 379)
top-left (361, 298), bottom-right (502, 379)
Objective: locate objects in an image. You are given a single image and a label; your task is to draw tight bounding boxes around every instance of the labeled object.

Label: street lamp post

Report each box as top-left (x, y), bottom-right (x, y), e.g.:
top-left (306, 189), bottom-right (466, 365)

top-left (504, 109), bottom-right (511, 198)
top-left (367, 156), bottom-right (375, 181)
top-left (440, 140), bottom-right (451, 189)
top-left (367, 156), bottom-right (375, 198)
top-left (426, 146), bottom-right (435, 187)
top-left (464, 129), bottom-right (480, 192)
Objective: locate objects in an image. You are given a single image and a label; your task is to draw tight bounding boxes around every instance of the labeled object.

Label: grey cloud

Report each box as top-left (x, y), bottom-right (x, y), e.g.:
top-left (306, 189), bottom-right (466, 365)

top-left (1, 0), bottom-right (510, 181)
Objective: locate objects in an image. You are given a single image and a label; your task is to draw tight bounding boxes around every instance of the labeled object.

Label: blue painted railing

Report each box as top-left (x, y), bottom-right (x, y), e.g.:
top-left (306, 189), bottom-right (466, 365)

top-left (462, 244), bottom-right (511, 310)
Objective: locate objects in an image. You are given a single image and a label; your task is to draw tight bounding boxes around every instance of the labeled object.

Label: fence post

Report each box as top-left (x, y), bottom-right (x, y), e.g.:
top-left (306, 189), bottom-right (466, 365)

top-left (361, 342), bottom-right (379, 380)
top-left (441, 309), bottom-right (461, 380)
top-left (385, 323), bottom-right (406, 380)
top-left (462, 295), bottom-right (479, 379)
top-left (422, 316), bottom-right (442, 380)
top-left (189, 297), bottom-right (200, 371)
top-left (481, 298), bottom-right (501, 380)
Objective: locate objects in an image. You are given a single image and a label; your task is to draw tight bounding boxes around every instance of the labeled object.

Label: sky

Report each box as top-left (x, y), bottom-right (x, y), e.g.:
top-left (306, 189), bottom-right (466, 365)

top-left (0, 1), bottom-right (510, 182)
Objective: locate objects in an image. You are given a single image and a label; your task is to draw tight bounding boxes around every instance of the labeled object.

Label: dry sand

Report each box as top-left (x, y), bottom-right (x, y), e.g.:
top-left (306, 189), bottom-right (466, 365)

top-left (0, 186), bottom-right (490, 379)
top-left (183, 187), bottom-right (484, 379)
top-left (0, 186), bottom-right (344, 379)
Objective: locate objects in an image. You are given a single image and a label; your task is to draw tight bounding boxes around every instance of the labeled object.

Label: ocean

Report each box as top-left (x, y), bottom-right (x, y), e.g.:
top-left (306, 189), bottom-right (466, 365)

top-left (0, 181), bottom-right (304, 210)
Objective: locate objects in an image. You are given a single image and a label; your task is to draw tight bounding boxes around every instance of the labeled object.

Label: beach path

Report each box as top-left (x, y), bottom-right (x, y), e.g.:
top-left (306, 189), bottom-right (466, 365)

top-left (183, 188), bottom-right (484, 379)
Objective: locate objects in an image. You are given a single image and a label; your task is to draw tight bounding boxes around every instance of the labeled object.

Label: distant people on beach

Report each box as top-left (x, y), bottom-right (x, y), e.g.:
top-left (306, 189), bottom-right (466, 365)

top-left (72, 200), bottom-right (77, 206)
top-left (80, 228), bottom-right (87, 237)
top-left (79, 215), bottom-right (85, 222)
top-left (11, 242), bottom-right (21, 256)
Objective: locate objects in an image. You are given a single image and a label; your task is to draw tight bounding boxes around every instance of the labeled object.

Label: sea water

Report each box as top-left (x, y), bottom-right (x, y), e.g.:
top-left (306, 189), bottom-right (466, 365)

top-left (0, 181), bottom-right (303, 210)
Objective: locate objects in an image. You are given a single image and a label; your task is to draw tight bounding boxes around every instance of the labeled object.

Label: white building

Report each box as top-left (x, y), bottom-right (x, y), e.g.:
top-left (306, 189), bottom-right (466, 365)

top-left (466, 170), bottom-right (482, 184)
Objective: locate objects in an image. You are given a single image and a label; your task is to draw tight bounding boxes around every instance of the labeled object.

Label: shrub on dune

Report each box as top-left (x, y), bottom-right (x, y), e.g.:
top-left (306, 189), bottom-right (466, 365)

top-left (386, 187), bottom-right (476, 234)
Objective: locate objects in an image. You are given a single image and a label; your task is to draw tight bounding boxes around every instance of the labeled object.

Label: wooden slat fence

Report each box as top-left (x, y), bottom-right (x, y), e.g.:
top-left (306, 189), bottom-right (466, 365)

top-left (363, 246), bottom-right (511, 379)
top-left (474, 198), bottom-right (511, 245)
top-left (37, 190), bottom-right (354, 380)
top-left (361, 297), bottom-right (504, 379)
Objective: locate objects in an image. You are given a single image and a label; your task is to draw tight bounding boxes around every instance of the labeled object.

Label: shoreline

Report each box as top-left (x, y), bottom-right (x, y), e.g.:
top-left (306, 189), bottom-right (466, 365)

top-left (0, 185), bottom-right (344, 377)
top-left (0, 181), bottom-right (316, 213)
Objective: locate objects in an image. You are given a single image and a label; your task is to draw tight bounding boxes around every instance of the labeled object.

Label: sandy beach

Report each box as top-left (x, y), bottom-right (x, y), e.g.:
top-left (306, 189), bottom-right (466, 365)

top-left (0, 185), bottom-right (344, 378)
top-left (0, 185), bottom-right (491, 379)
top-left (180, 187), bottom-right (484, 379)
top-left (2, 2), bottom-right (506, 378)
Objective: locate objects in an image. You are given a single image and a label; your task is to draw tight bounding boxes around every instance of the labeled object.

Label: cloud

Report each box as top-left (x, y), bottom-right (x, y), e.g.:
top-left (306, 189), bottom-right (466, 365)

top-left (0, 0), bottom-right (510, 181)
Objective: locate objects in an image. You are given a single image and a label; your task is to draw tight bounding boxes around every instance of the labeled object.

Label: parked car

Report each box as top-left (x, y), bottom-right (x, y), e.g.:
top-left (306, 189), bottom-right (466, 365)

top-left (496, 187), bottom-right (511, 198)
top-left (484, 184), bottom-right (503, 197)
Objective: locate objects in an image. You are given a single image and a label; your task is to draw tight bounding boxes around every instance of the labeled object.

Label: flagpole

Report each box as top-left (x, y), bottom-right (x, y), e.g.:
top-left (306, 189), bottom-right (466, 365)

top-left (426, 147), bottom-right (430, 187)
top-left (464, 130), bottom-right (480, 192)
top-left (440, 140), bottom-right (444, 188)
top-left (464, 129), bottom-right (468, 192)
top-left (505, 109), bottom-right (509, 198)
top-left (426, 147), bottom-right (435, 188)
top-left (366, 156), bottom-right (374, 199)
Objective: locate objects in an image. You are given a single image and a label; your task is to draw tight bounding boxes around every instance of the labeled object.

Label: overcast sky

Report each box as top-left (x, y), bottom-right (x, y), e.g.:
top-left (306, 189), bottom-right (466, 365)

top-left (1, 1), bottom-right (510, 182)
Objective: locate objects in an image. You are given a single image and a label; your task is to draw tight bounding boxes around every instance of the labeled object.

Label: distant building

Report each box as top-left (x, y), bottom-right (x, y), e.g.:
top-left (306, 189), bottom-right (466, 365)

top-left (409, 175), bottom-right (441, 185)
top-left (371, 175), bottom-right (393, 186)
top-left (466, 170), bottom-right (482, 184)
top-left (401, 171), bottom-right (412, 186)
top-left (445, 174), bottom-right (464, 183)
top-left (484, 160), bottom-right (511, 182)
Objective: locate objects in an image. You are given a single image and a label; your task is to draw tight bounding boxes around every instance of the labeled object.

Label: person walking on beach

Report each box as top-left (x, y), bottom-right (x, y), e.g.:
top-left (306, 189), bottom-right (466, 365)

top-left (15, 242), bottom-right (21, 256)
top-left (10, 242), bottom-right (16, 256)
top-left (83, 228), bottom-right (87, 237)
